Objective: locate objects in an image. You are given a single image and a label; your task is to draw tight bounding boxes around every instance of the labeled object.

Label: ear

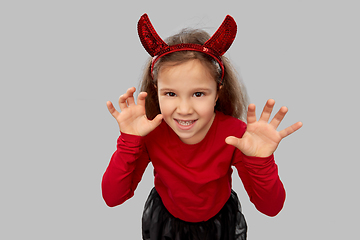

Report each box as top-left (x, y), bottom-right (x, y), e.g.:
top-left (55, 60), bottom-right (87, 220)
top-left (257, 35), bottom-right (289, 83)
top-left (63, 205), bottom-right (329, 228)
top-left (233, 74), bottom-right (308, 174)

top-left (215, 85), bottom-right (223, 105)
top-left (138, 13), bottom-right (168, 57)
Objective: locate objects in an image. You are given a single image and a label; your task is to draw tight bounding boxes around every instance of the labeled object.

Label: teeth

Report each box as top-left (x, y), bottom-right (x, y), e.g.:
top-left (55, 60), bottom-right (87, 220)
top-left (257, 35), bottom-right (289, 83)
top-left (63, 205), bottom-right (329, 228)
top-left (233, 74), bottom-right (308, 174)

top-left (177, 120), bottom-right (195, 126)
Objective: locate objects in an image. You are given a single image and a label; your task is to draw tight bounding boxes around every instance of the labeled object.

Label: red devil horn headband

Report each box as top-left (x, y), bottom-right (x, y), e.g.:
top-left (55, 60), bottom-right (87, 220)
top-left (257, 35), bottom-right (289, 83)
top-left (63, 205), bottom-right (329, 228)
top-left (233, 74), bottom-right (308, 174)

top-left (137, 13), bottom-right (237, 83)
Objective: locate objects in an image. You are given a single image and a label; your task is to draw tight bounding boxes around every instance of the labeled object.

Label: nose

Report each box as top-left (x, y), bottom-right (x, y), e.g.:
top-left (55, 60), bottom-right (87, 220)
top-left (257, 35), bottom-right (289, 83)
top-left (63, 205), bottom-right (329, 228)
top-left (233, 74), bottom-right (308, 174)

top-left (176, 98), bottom-right (193, 115)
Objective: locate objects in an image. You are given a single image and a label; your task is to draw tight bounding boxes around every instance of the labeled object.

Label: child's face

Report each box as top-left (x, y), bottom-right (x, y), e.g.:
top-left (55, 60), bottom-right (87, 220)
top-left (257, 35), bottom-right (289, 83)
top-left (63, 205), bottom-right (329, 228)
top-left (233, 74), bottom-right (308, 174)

top-left (157, 59), bottom-right (218, 144)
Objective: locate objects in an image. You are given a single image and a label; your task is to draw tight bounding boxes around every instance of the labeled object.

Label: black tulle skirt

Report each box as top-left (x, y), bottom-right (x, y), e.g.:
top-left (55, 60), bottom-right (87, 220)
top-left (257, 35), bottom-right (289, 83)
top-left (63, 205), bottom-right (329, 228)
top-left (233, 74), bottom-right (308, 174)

top-left (142, 188), bottom-right (247, 240)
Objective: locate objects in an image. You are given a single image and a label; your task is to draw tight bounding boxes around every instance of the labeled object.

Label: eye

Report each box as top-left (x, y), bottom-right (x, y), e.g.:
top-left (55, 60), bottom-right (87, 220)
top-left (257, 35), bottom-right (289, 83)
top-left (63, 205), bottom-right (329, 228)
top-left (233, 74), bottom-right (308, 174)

top-left (165, 92), bottom-right (176, 97)
top-left (193, 92), bottom-right (204, 97)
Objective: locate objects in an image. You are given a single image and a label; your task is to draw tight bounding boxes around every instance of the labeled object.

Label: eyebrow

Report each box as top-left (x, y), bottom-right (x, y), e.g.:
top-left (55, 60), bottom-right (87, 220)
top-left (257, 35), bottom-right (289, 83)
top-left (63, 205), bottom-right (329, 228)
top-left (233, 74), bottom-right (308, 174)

top-left (158, 88), bottom-right (175, 92)
top-left (159, 87), bottom-right (213, 92)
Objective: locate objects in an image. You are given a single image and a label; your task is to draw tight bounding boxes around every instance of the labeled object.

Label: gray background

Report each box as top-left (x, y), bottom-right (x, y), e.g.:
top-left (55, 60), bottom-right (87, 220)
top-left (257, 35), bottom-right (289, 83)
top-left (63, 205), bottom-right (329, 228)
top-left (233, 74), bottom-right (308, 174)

top-left (1, 0), bottom-right (358, 239)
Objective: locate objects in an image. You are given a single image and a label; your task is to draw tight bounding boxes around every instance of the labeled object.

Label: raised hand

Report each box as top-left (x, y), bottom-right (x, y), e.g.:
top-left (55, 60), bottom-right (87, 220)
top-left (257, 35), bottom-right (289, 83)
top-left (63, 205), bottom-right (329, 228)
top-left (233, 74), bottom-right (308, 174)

top-left (107, 87), bottom-right (163, 136)
top-left (225, 99), bottom-right (303, 157)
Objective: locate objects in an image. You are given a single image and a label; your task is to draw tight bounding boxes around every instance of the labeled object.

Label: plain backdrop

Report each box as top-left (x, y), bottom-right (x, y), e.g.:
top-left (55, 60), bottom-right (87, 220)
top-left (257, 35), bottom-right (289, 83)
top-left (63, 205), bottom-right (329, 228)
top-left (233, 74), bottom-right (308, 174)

top-left (1, 0), bottom-right (359, 239)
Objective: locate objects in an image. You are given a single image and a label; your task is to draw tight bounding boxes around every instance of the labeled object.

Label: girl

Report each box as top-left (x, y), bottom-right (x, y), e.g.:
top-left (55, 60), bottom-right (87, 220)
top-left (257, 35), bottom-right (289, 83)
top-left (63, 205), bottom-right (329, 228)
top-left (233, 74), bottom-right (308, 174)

top-left (102, 14), bottom-right (302, 240)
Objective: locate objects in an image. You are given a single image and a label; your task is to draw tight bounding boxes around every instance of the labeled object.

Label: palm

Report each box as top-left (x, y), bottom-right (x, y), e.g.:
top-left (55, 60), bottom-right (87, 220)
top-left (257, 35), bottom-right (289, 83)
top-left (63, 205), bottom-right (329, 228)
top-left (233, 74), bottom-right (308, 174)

top-left (116, 104), bottom-right (152, 136)
top-left (239, 119), bottom-right (283, 157)
top-left (226, 99), bottom-right (302, 157)
top-left (107, 87), bottom-right (163, 136)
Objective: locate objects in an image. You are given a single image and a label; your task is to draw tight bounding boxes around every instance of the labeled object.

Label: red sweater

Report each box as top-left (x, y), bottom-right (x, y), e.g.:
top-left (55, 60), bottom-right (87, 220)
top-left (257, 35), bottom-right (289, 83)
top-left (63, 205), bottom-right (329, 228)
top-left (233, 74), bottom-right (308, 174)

top-left (102, 111), bottom-right (286, 222)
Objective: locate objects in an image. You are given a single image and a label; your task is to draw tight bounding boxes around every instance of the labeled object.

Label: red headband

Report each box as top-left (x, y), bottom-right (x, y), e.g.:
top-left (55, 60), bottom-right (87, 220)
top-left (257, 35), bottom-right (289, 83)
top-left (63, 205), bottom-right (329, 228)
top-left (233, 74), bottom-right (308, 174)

top-left (137, 13), bottom-right (237, 84)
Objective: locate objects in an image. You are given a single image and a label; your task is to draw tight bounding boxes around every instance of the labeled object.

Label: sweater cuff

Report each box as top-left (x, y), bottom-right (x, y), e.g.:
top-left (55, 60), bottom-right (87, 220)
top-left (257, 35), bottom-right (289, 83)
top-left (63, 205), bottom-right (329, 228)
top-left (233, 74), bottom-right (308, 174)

top-left (242, 154), bottom-right (275, 167)
top-left (118, 132), bottom-right (144, 147)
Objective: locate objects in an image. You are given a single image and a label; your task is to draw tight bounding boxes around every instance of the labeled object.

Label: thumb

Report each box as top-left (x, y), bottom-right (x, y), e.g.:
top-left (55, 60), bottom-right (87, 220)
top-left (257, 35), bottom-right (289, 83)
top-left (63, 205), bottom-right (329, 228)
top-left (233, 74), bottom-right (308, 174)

top-left (225, 136), bottom-right (242, 149)
top-left (150, 114), bottom-right (163, 128)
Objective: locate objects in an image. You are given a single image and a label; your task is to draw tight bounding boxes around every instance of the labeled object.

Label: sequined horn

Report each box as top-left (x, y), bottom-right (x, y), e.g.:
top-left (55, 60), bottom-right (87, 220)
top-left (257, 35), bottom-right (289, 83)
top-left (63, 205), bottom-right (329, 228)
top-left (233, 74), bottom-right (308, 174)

top-left (203, 15), bottom-right (237, 56)
top-left (137, 13), bottom-right (237, 58)
top-left (137, 13), bottom-right (168, 57)
top-left (138, 13), bottom-right (237, 82)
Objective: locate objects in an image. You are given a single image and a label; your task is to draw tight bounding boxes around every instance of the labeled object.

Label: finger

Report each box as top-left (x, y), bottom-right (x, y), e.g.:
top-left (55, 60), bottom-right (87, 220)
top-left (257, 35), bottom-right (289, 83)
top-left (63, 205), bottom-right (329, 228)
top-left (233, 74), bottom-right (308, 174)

top-left (259, 99), bottom-right (275, 122)
top-left (137, 92), bottom-right (148, 107)
top-left (118, 87), bottom-right (136, 110)
top-left (247, 104), bottom-right (257, 124)
top-left (118, 94), bottom-right (128, 110)
top-left (126, 87), bottom-right (136, 107)
top-left (106, 101), bottom-right (119, 118)
top-left (270, 106), bottom-right (288, 129)
top-left (279, 121), bottom-right (303, 138)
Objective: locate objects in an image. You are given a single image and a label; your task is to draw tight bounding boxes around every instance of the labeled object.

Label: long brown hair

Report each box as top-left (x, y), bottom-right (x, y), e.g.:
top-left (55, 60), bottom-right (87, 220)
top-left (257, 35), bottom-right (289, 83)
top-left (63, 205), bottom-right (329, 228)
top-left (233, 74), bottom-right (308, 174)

top-left (139, 28), bottom-right (248, 121)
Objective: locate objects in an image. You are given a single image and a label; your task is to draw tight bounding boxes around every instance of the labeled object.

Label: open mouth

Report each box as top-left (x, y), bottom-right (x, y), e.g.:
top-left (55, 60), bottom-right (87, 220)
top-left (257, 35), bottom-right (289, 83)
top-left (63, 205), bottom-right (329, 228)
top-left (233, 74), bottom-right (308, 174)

top-left (174, 119), bottom-right (197, 130)
top-left (176, 119), bottom-right (196, 126)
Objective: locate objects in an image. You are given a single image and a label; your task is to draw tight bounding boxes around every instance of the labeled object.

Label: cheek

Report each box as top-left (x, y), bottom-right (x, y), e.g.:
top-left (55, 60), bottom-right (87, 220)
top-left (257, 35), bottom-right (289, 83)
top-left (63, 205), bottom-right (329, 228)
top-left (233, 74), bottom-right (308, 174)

top-left (158, 97), bottom-right (172, 116)
top-left (195, 99), bottom-right (217, 116)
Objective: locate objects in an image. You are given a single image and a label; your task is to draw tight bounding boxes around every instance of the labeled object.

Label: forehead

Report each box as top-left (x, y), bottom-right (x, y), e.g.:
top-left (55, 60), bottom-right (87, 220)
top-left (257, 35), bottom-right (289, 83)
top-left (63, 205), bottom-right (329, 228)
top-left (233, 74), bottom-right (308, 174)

top-left (157, 59), bottom-right (216, 90)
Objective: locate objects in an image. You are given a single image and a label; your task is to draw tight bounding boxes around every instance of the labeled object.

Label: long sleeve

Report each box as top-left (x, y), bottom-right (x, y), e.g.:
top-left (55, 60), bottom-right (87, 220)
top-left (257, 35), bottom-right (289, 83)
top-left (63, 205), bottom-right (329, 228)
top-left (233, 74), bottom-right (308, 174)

top-left (101, 133), bottom-right (150, 207)
top-left (234, 153), bottom-right (286, 217)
